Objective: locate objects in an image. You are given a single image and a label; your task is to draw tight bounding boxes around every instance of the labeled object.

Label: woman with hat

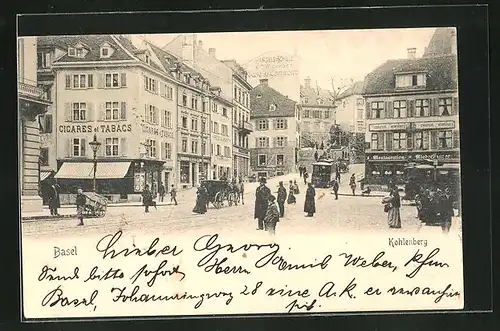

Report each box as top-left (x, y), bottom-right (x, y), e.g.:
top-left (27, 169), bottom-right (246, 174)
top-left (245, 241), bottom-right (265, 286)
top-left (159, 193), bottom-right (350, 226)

top-left (287, 180), bottom-right (296, 204)
top-left (254, 177), bottom-right (271, 230)
top-left (264, 195), bottom-right (280, 235)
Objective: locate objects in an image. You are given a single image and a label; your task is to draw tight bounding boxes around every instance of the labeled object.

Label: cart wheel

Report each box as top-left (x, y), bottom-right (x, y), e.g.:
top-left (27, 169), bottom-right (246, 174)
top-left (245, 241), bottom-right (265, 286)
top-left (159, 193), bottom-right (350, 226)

top-left (214, 192), bottom-right (223, 209)
top-left (95, 205), bottom-right (106, 218)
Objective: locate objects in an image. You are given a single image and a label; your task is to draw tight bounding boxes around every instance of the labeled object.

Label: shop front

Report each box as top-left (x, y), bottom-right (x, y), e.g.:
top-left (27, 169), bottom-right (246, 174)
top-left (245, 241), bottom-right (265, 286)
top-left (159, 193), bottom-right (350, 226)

top-left (178, 155), bottom-right (211, 189)
top-left (131, 159), bottom-right (165, 201)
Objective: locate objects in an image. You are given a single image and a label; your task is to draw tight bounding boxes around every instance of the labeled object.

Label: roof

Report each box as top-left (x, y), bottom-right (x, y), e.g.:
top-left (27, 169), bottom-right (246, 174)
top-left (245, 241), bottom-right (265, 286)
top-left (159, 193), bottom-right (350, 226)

top-left (37, 36), bottom-right (77, 50)
top-left (250, 83), bottom-right (297, 118)
top-left (300, 84), bottom-right (335, 107)
top-left (423, 27), bottom-right (456, 58)
top-left (338, 81), bottom-right (365, 99)
top-left (52, 35), bottom-right (136, 63)
top-left (362, 54), bottom-right (458, 95)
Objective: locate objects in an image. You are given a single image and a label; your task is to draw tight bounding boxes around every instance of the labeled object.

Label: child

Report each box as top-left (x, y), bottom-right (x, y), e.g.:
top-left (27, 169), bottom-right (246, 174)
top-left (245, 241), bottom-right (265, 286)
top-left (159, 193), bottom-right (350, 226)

top-left (264, 195), bottom-right (280, 235)
top-left (76, 188), bottom-right (86, 226)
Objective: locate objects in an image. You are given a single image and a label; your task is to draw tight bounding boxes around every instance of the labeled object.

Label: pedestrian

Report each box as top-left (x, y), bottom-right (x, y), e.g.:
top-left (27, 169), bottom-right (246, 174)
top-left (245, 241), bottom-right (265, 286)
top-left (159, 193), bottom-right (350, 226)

top-left (142, 184), bottom-right (153, 213)
top-left (192, 184), bottom-right (208, 214)
top-left (335, 170), bottom-right (341, 183)
top-left (287, 180), bottom-right (296, 204)
top-left (170, 184), bottom-right (178, 205)
top-left (238, 179), bottom-right (245, 205)
top-left (264, 195), bottom-right (280, 235)
top-left (254, 177), bottom-right (271, 230)
top-left (158, 182), bottom-right (165, 202)
top-left (299, 166), bottom-right (304, 178)
top-left (304, 182), bottom-right (316, 217)
top-left (277, 181), bottom-right (287, 217)
top-left (332, 178), bottom-right (339, 200)
top-left (349, 173), bottom-right (356, 196)
top-left (314, 150), bottom-right (319, 161)
top-left (293, 180), bottom-right (300, 195)
top-left (231, 178), bottom-right (239, 206)
top-left (438, 187), bottom-right (454, 233)
top-left (76, 188), bottom-right (86, 226)
top-left (382, 184), bottom-right (402, 229)
top-left (303, 171), bottom-right (309, 185)
top-left (48, 180), bottom-right (61, 216)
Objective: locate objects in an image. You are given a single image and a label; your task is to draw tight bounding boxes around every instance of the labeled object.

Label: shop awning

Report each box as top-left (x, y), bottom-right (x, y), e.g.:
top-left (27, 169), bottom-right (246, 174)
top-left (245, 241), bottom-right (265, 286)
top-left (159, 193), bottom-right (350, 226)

top-left (439, 163), bottom-right (460, 170)
top-left (40, 171), bottom-right (53, 182)
top-left (54, 162), bottom-right (131, 179)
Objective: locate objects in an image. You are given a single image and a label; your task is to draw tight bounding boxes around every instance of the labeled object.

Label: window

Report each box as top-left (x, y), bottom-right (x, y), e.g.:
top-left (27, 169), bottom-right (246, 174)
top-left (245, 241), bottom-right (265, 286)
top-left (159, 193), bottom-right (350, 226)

top-left (191, 140), bottom-right (198, 154)
top-left (76, 48), bottom-right (83, 58)
top-left (275, 119), bottom-right (285, 129)
top-left (221, 124), bottom-right (228, 136)
top-left (371, 133), bottom-right (379, 150)
top-left (276, 137), bottom-right (286, 147)
top-left (106, 73), bottom-right (119, 88)
top-left (313, 110), bottom-right (322, 119)
top-left (238, 89), bottom-right (242, 103)
top-left (182, 116), bottom-right (188, 129)
top-left (393, 132), bottom-right (407, 150)
top-left (217, 144), bottom-right (221, 155)
top-left (163, 110), bottom-right (172, 128)
top-left (104, 102), bottom-right (119, 120)
top-left (72, 102), bottom-right (86, 121)
top-left (100, 47), bottom-right (110, 58)
top-left (105, 138), bottom-right (119, 156)
top-left (182, 139), bottom-right (188, 153)
top-left (277, 155), bottom-right (284, 166)
top-left (191, 118), bottom-right (198, 131)
top-left (166, 86), bottom-right (173, 100)
top-left (224, 146), bottom-right (230, 157)
top-left (164, 142), bottom-right (172, 160)
top-left (269, 104), bottom-right (276, 111)
top-left (258, 155), bottom-right (267, 166)
top-left (182, 94), bottom-right (188, 107)
top-left (191, 97), bottom-right (197, 109)
top-left (371, 101), bottom-right (384, 119)
top-left (201, 120), bottom-right (206, 133)
top-left (258, 119), bottom-right (268, 130)
top-left (144, 76), bottom-right (157, 93)
top-left (412, 75), bottom-right (418, 86)
top-left (71, 74), bottom-right (93, 89)
top-left (201, 142), bottom-right (207, 155)
top-left (324, 111), bottom-right (331, 119)
top-left (257, 94), bottom-right (262, 99)
top-left (258, 137), bottom-right (269, 148)
top-left (304, 97), bottom-right (308, 104)
top-left (72, 138), bottom-right (86, 157)
top-left (234, 87), bottom-right (237, 99)
top-left (68, 47), bottom-right (76, 56)
top-left (415, 99), bottom-right (430, 117)
top-left (396, 74), bottom-right (425, 88)
top-left (40, 148), bottom-right (49, 166)
top-left (145, 105), bottom-right (158, 125)
top-left (393, 100), bottom-right (407, 118)
top-left (438, 130), bottom-right (453, 149)
top-left (212, 102), bottom-right (217, 112)
top-left (222, 107), bottom-right (227, 117)
top-left (303, 109), bottom-right (310, 118)
top-left (37, 52), bottom-right (51, 69)
top-left (439, 98), bottom-right (452, 116)
top-left (213, 122), bottom-right (219, 134)
top-left (202, 101), bottom-right (207, 112)
top-left (146, 139), bottom-right (157, 158)
top-left (145, 54), bottom-right (150, 64)
top-left (414, 131), bottom-right (430, 150)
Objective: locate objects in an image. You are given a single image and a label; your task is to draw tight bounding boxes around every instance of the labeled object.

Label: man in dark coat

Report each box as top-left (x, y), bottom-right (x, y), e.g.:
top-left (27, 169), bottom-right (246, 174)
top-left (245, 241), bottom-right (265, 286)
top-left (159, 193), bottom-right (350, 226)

top-left (158, 182), bottom-right (166, 202)
top-left (304, 182), bottom-right (316, 217)
top-left (332, 179), bottom-right (339, 200)
top-left (48, 181), bottom-right (61, 216)
top-left (142, 184), bottom-right (153, 213)
top-left (254, 177), bottom-right (271, 230)
top-left (303, 171), bottom-right (309, 185)
top-left (277, 181), bottom-right (287, 217)
top-left (299, 166), bottom-right (303, 178)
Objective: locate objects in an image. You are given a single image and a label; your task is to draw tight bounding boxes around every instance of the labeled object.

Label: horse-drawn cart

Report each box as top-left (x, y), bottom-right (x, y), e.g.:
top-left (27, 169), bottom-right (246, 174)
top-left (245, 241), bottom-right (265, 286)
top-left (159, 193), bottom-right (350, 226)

top-left (201, 180), bottom-right (238, 209)
top-left (82, 191), bottom-right (108, 217)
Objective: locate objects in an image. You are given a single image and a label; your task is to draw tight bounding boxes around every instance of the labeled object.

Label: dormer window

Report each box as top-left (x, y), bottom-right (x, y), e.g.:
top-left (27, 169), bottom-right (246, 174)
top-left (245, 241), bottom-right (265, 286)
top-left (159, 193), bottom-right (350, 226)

top-left (76, 48), bottom-right (83, 57)
top-left (68, 44), bottom-right (87, 58)
top-left (145, 54), bottom-right (150, 64)
top-left (395, 73), bottom-right (426, 89)
top-left (256, 94), bottom-right (262, 99)
top-left (269, 104), bottom-right (277, 111)
top-left (100, 47), bottom-right (110, 58)
top-left (68, 47), bottom-right (76, 56)
top-left (304, 97), bottom-right (309, 104)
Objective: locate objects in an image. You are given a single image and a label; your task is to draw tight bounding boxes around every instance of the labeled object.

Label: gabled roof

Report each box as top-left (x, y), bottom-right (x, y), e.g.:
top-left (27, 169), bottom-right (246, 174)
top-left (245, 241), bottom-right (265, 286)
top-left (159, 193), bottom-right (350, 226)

top-left (52, 35), bottom-right (136, 63)
top-left (338, 81), bottom-right (365, 99)
top-left (300, 84), bottom-right (335, 106)
top-left (362, 54), bottom-right (458, 95)
top-left (250, 83), bottom-right (297, 118)
top-left (37, 36), bottom-right (77, 50)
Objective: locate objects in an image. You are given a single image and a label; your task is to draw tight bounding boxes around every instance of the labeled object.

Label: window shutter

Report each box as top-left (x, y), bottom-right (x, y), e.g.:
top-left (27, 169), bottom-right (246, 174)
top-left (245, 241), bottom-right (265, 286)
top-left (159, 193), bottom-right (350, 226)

top-left (120, 137), bottom-right (127, 156)
top-left (120, 73), bottom-right (127, 87)
top-left (145, 104), bottom-right (148, 123)
top-left (266, 137), bottom-right (270, 148)
top-left (452, 97), bottom-right (459, 115)
top-left (385, 132), bottom-right (393, 151)
top-left (366, 101), bottom-right (371, 119)
top-left (272, 137), bottom-right (277, 148)
top-left (88, 74), bottom-right (94, 88)
top-left (408, 99), bottom-right (415, 117)
top-left (66, 138), bottom-right (72, 157)
top-left (387, 101), bottom-right (394, 118)
top-left (81, 138), bottom-right (86, 157)
top-left (407, 132), bottom-right (413, 149)
top-left (87, 102), bottom-right (94, 121)
top-left (284, 119), bottom-right (288, 129)
top-left (64, 102), bottom-right (71, 122)
top-left (99, 103), bottom-right (106, 121)
top-left (155, 107), bottom-right (159, 124)
top-left (272, 119), bottom-right (277, 130)
top-left (430, 131), bottom-right (438, 149)
top-left (378, 133), bottom-right (384, 150)
top-left (453, 130), bottom-right (460, 148)
top-left (284, 139), bottom-right (288, 147)
top-left (383, 101), bottom-right (389, 119)
top-left (431, 98), bottom-right (438, 116)
top-left (98, 73), bottom-right (105, 88)
top-left (120, 102), bottom-right (127, 120)
top-left (65, 75), bottom-right (71, 89)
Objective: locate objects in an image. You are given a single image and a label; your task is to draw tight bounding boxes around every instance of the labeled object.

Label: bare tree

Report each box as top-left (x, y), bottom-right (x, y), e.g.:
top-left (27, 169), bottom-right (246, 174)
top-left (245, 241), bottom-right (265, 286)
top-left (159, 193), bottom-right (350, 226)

top-left (328, 77), bottom-right (354, 106)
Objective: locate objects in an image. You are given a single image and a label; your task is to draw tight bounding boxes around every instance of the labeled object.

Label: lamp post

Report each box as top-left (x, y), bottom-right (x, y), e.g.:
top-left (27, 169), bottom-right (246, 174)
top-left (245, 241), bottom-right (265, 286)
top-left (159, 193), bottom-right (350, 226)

top-left (89, 134), bottom-right (102, 192)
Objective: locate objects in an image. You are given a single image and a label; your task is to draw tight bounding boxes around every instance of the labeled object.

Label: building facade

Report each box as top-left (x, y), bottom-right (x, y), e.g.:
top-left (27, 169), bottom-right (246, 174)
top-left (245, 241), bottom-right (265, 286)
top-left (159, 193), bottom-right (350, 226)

top-left (249, 79), bottom-right (300, 178)
top-left (210, 87), bottom-right (233, 179)
top-left (363, 29), bottom-right (459, 187)
top-left (18, 37), bottom-right (52, 212)
top-left (299, 77), bottom-right (336, 148)
top-left (335, 81), bottom-right (366, 134)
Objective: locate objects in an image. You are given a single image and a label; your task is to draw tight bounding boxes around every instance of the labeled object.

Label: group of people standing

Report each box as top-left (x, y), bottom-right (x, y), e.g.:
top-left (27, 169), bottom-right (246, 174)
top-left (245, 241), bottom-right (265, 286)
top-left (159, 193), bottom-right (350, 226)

top-left (142, 182), bottom-right (178, 213)
top-left (298, 166), bottom-right (309, 185)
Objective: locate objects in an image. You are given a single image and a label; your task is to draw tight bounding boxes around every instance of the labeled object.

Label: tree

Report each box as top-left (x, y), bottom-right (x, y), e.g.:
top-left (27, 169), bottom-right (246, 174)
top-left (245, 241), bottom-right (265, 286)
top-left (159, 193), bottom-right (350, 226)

top-left (327, 77), bottom-right (354, 107)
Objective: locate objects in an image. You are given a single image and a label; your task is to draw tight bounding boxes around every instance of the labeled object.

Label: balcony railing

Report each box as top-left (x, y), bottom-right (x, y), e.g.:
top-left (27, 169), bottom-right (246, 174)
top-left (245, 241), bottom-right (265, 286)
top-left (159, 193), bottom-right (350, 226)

top-left (238, 121), bottom-right (253, 133)
top-left (18, 79), bottom-right (50, 103)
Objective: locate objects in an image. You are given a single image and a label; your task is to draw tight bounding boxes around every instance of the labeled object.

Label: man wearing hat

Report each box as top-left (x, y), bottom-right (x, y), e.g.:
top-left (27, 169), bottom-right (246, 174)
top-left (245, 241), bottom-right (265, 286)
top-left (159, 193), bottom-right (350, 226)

top-left (254, 177), bottom-right (271, 230)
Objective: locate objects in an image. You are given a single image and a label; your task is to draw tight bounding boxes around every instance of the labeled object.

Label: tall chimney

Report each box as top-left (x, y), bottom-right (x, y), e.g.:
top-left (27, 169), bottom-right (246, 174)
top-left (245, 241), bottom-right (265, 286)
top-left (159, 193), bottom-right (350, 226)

top-left (260, 79), bottom-right (268, 86)
top-left (198, 40), bottom-right (203, 49)
top-left (450, 30), bottom-right (457, 55)
top-left (209, 48), bottom-right (216, 57)
top-left (407, 47), bottom-right (417, 59)
top-left (304, 77), bottom-right (311, 88)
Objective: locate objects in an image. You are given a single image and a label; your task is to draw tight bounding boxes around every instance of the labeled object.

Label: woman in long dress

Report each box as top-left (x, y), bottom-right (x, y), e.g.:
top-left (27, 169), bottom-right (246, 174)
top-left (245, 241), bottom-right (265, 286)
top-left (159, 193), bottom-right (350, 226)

top-left (304, 183), bottom-right (316, 217)
top-left (287, 180), bottom-right (296, 204)
top-left (193, 185), bottom-right (208, 214)
top-left (383, 186), bottom-right (401, 228)
top-left (293, 180), bottom-right (300, 195)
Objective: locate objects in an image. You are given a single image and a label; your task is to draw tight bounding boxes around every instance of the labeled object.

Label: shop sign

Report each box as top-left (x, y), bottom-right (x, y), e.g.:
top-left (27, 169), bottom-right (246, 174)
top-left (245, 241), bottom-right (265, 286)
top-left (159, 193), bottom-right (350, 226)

top-left (58, 124), bottom-right (132, 134)
top-left (369, 123), bottom-right (410, 131)
top-left (141, 123), bottom-right (174, 138)
top-left (414, 121), bottom-right (455, 130)
top-left (366, 154), bottom-right (408, 161)
top-left (366, 151), bottom-right (460, 162)
top-left (413, 151), bottom-right (459, 161)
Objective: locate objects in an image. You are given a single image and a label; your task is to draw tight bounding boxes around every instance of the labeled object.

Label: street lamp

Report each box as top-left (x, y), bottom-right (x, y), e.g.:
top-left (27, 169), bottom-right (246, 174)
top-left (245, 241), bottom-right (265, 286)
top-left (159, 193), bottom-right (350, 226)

top-left (89, 134), bottom-right (102, 192)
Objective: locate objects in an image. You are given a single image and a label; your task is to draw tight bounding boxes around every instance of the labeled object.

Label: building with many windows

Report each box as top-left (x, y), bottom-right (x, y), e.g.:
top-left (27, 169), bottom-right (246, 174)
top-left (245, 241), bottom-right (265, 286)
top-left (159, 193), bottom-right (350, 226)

top-left (362, 28), bottom-right (459, 186)
top-left (249, 79), bottom-right (300, 178)
top-left (335, 81), bottom-right (366, 133)
top-left (210, 87), bottom-right (233, 179)
top-left (299, 77), bottom-right (336, 148)
top-left (18, 37), bottom-right (52, 212)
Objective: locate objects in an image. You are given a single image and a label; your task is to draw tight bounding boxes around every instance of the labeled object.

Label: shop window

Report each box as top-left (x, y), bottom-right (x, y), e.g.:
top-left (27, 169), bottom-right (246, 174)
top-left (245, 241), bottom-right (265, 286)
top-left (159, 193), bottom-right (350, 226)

top-left (258, 154), bottom-right (267, 166)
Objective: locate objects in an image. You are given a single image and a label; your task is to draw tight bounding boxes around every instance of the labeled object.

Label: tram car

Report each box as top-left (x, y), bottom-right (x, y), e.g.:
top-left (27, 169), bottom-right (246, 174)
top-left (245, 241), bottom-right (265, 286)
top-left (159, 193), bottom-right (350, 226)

top-left (311, 159), bottom-right (336, 188)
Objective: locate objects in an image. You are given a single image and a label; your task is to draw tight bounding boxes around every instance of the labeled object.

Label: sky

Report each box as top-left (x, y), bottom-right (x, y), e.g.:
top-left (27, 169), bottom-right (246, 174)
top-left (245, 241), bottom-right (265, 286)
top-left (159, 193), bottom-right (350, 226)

top-left (135, 28), bottom-right (437, 89)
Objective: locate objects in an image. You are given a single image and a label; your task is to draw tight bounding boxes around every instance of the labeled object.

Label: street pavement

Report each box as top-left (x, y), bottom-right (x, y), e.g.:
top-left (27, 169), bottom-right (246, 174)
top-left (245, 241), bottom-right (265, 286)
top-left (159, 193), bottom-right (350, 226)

top-left (21, 170), bottom-right (462, 239)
